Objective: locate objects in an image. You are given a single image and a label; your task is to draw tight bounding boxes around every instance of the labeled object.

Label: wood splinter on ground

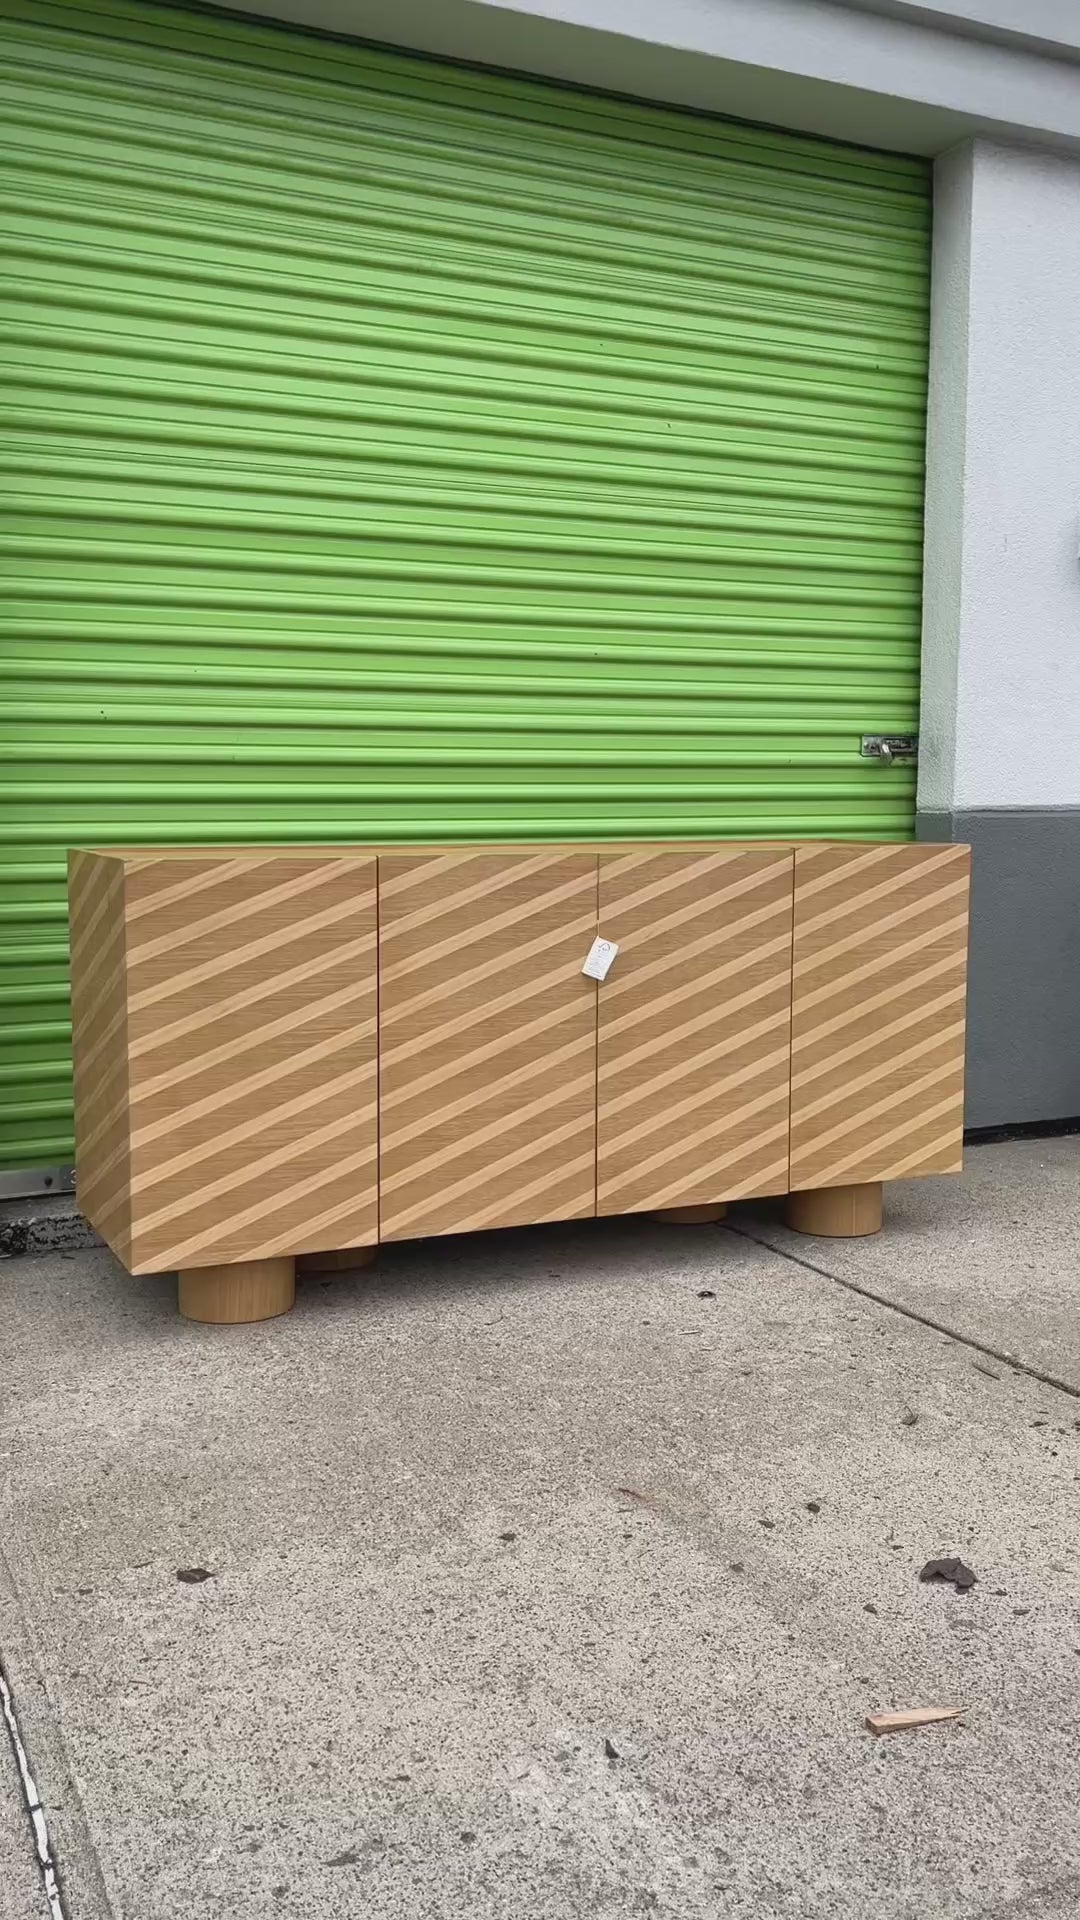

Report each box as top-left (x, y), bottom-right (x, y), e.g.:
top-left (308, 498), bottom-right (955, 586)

top-left (865, 1706), bottom-right (963, 1736)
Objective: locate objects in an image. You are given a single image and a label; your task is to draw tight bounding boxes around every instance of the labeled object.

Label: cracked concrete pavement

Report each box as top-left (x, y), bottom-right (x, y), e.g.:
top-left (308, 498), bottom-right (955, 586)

top-left (0, 1707), bottom-right (47, 1920)
top-left (2, 1137), bottom-right (1080, 1919)
top-left (748, 1133), bottom-right (1080, 1391)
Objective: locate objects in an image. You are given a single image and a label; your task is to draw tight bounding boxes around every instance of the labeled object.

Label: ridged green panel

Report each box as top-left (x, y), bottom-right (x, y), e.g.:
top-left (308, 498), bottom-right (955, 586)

top-left (0, 0), bottom-right (931, 1173)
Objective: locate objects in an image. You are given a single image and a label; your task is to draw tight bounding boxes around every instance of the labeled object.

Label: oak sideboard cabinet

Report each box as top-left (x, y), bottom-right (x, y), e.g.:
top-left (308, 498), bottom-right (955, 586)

top-left (69, 840), bottom-right (970, 1323)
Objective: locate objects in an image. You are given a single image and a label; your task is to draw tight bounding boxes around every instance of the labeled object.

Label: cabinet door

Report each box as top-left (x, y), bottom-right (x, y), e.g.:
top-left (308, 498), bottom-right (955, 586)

top-left (597, 847), bottom-right (794, 1215)
top-left (379, 849), bottom-right (597, 1240)
top-left (789, 843), bottom-right (970, 1191)
top-left (123, 853), bottom-right (378, 1273)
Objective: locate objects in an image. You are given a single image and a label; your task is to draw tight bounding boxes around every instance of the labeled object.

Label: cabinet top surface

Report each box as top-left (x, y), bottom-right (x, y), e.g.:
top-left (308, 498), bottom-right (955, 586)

top-left (73, 841), bottom-right (966, 866)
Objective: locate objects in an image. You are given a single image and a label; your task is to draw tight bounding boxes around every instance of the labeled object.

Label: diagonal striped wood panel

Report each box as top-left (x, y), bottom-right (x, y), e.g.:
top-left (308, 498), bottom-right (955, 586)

top-left (379, 850), bottom-right (598, 1240)
top-left (117, 853), bottom-right (378, 1274)
top-left (597, 847), bottom-right (794, 1215)
top-left (68, 850), bottom-right (133, 1263)
top-left (790, 843), bottom-right (970, 1192)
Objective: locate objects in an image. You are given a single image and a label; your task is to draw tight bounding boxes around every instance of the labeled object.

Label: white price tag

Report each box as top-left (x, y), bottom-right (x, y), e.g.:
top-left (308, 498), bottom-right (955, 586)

top-left (582, 936), bottom-right (619, 982)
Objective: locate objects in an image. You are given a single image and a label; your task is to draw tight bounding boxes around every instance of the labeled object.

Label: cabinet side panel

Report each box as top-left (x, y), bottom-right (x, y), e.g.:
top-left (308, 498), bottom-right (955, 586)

top-left (379, 850), bottom-right (597, 1239)
top-left (790, 844), bottom-right (970, 1190)
top-left (68, 851), bottom-right (132, 1261)
top-left (123, 853), bottom-right (377, 1272)
top-left (598, 847), bottom-right (794, 1213)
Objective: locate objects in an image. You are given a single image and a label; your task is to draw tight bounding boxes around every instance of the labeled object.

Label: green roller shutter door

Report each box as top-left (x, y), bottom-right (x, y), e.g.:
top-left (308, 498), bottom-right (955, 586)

top-left (0, 0), bottom-right (931, 1177)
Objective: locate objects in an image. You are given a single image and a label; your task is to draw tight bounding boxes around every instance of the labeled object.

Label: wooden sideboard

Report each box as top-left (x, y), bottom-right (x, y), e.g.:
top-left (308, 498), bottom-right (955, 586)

top-left (68, 840), bottom-right (970, 1322)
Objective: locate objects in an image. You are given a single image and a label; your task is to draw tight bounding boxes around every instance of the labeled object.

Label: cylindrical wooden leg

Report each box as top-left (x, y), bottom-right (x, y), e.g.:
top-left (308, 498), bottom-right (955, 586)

top-left (178, 1257), bottom-right (295, 1325)
top-left (786, 1183), bottom-right (883, 1238)
top-left (653, 1203), bottom-right (728, 1225)
top-left (297, 1246), bottom-right (377, 1277)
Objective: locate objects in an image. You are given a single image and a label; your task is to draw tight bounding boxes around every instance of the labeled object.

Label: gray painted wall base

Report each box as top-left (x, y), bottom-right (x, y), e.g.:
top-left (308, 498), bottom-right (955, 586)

top-left (919, 809), bottom-right (1080, 1129)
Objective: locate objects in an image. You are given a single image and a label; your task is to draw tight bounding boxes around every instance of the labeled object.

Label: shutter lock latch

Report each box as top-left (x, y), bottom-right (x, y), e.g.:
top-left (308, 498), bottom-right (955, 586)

top-left (861, 734), bottom-right (918, 766)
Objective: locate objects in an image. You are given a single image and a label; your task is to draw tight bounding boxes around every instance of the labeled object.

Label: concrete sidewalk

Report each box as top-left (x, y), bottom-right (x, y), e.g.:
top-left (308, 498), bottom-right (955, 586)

top-left (2, 1138), bottom-right (1080, 1920)
top-left (748, 1134), bottom-right (1080, 1392)
top-left (0, 1735), bottom-right (45, 1920)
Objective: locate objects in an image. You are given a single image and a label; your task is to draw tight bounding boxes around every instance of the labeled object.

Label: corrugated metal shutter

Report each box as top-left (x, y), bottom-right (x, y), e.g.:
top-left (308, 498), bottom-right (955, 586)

top-left (0, 0), bottom-right (931, 1176)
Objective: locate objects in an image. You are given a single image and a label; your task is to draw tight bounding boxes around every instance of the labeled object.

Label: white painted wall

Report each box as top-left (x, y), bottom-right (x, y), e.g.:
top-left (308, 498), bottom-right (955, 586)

top-left (838, 0), bottom-right (1080, 56)
top-left (919, 140), bottom-right (1080, 812)
top-left (214, 0), bottom-right (1080, 156)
